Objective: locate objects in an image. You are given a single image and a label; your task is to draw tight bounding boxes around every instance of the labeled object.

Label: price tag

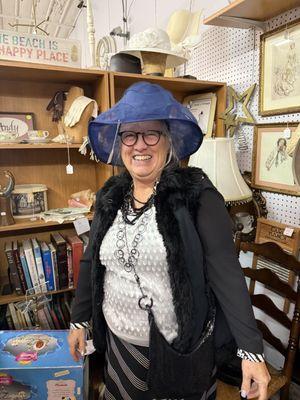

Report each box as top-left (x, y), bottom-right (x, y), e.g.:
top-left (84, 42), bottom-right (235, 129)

top-left (73, 217), bottom-right (90, 236)
top-left (283, 227), bottom-right (294, 237)
top-left (66, 164), bottom-right (74, 174)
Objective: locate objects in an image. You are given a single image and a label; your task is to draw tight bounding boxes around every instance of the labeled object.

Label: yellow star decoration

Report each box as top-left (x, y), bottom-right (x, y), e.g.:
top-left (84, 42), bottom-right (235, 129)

top-left (219, 84), bottom-right (256, 136)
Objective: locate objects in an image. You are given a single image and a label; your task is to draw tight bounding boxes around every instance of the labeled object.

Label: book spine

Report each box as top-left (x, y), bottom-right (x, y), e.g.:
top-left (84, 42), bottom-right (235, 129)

top-left (5, 246), bottom-right (22, 295)
top-left (32, 241), bottom-right (47, 292)
top-left (12, 246), bottom-right (27, 293)
top-left (23, 246), bottom-right (41, 294)
top-left (71, 242), bottom-right (83, 288)
top-left (49, 244), bottom-right (59, 291)
top-left (19, 246), bottom-right (33, 290)
top-left (41, 248), bottom-right (55, 291)
top-left (67, 243), bottom-right (74, 288)
top-left (55, 243), bottom-right (68, 289)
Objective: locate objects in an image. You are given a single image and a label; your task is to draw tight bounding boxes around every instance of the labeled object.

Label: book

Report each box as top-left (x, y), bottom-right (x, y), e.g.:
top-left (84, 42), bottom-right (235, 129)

top-left (8, 303), bottom-right (21, 329)
top-left (58, 295), bottom-right (70, 327)
top-left (19, 245), bottom-right (33, 291)
top-left (66, 243), bottom-right (74, 288)
top-left (40, 242), bottom-right (55, 291)
top-left (37, 307), bottom-right (51, 329)
top-left (49, 304), bottom-right (61, 329)
top-left (66, 235), bottom-right (83, 288)
top-left (4, 242), bottom-right (23, 295)
top-left (48, 243), bottom-right (59, 291)
top-left (50, 233), bottom-right (68, 289)
top-left (44, 304), bottom-right (56, 329)
top-left (23, 239), bottom-right (41, 294)
top-left (52, 297), bottom-right (67, 329)
top-left (32, 238), bottom-right (47, 292)
top-left (5, 307), bottom-right (14, 330)
top-left (12, 241), bottom-right (27, 293)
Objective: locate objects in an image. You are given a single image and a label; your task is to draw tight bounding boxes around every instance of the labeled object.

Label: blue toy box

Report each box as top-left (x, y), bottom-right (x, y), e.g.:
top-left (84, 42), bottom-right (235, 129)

top-left (0, 330), bottom-right (86, 399)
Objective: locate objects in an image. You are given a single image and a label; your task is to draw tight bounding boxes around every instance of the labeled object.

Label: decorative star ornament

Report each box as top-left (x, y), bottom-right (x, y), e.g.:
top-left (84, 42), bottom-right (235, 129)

top-left (219, 84), bottom-right (256, 136)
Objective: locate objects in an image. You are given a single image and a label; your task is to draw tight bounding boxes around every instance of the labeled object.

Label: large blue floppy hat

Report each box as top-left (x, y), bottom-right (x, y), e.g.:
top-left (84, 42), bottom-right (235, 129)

top-left (88, 81), bottom-right (203, 165)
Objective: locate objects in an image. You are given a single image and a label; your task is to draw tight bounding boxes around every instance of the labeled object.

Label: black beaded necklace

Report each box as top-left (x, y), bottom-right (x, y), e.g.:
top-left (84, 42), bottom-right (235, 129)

top-left (121, 182), bottom-right (157, 225)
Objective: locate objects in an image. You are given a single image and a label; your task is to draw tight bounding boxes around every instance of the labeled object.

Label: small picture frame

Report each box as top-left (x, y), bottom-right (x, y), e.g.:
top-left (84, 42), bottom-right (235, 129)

top-left (259, 18), bottom-right (300, 116)
top-left (252, 123), bottom-right (300, 196)
top-left (183, 92), bottom-right (217, 136)
top-left (0, 112), bottom-right (35, 140)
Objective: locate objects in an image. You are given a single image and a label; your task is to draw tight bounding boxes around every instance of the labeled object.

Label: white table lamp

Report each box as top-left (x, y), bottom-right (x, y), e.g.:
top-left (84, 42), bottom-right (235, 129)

top-left (189, 137), bottom-right (252, 204)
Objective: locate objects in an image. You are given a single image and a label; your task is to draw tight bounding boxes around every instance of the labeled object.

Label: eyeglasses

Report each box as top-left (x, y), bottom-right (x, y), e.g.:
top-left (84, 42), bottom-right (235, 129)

top-left (119, 130), bottom-right (163, 146)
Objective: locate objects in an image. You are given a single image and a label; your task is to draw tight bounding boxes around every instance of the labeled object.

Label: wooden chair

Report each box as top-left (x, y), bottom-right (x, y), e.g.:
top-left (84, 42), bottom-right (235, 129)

top-left (217, 238), bottom-right (300, 400)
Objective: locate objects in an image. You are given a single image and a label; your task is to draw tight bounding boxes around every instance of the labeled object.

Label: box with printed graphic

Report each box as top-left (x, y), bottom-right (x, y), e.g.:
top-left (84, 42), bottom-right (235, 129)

top-left (0, 330), bottom-right (86, 399)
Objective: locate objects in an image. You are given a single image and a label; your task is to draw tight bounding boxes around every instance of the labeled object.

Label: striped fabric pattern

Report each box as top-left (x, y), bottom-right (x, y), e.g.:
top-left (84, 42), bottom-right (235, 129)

top-left (237, 348), bottom-right (265, 362)
top-left (103, 328), bottom-right (217, 400)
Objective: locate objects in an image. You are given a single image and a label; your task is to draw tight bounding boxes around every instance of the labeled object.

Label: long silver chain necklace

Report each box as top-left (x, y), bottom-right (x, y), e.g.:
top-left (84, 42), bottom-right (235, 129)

top-left (114, 183), bottom-right (158, 311)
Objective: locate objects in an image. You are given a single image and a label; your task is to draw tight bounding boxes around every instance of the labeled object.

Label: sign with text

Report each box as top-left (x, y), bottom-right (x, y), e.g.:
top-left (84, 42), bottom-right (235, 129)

top-left (0, 30), bottom-right (81, 68)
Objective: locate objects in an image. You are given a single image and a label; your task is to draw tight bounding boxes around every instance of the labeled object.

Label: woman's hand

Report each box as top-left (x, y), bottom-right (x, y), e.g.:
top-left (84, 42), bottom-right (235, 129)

top-left (240, 359), bottom-right (271, 399)
top-left (68, 328), bottom-right (86, 362)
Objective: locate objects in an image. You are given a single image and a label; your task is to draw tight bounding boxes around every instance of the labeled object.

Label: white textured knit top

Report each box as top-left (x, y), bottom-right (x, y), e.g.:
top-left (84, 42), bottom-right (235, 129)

top-left (100, 205), bottom-right (178, 346)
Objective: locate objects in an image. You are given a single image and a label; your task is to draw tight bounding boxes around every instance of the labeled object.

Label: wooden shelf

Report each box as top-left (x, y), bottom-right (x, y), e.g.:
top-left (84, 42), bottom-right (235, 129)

top-left (204, 0), bottom-right (300, 29)
top-left (0, 287), bottom-right (75, 306)
top-left (0, 60), bottom-right (108, 83)
top-left (0, 212), bottom-right (94, 235)
top-left (0, 143), bottom-right (83, 150)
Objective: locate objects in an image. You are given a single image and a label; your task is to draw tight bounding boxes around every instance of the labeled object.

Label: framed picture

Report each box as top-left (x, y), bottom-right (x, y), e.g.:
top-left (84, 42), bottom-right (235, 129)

top-left (252, 123), bottom-right (300, 196)
top-left (183, 92), bottom-right (217, 136)
top-left (0, 112), bottom-right (35, 142)
top-left (259, 18), bottom-right (300, 116)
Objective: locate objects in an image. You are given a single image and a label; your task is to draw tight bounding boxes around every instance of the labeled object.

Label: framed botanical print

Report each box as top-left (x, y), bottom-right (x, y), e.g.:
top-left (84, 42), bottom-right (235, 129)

top-left (252, 124), bottom-right (300, 196)
top-left (259, 18), bottom-right (300, 116)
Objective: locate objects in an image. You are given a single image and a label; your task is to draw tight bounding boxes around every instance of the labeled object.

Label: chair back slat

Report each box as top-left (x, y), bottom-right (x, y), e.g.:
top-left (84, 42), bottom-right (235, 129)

top-left (251, 294), bottom-right (292, 330)
top-left (244, 267), bottom-right (297, 301)
top-left (256, 320), bottom-right (286, 355)
top-left (240, 241), bottom-right (300, 274)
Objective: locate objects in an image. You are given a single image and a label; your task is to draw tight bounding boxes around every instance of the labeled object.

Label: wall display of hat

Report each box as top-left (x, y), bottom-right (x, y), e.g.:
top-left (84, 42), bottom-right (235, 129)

top-left (120, 28), bottom-right (187, 76)
top-left (88, 81), bottom-right (203, 165)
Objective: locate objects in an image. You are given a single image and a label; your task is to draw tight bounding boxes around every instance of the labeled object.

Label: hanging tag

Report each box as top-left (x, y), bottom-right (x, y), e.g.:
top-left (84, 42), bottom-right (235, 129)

top-left (66, 164), bottom-right (74, 174)
top-left (283, 227), bottom-right (294, 237)
top-left (73, 217), bottom-right (90, 236)
top-left (283, 127), bottom-right (291, 139)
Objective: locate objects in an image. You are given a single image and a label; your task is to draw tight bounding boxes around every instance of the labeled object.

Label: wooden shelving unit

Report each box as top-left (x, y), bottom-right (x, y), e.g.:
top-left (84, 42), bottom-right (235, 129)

top-left (204, 0), bottom-right (300, 29)
top-left (0, 61), bottom-right (227, 311)
top-left (0, 61), bottom-right (112, 306)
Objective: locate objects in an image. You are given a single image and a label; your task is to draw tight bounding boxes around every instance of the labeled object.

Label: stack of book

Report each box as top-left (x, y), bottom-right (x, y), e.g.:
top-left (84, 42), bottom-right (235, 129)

top-left (4, 233), bottom-right (89, 296)
top-left (2, 293), bottom-right (73, 330)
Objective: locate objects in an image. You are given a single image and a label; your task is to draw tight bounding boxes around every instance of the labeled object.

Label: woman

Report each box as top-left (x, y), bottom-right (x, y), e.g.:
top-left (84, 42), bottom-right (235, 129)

top-left (68, 82), bottom-right (270, 400)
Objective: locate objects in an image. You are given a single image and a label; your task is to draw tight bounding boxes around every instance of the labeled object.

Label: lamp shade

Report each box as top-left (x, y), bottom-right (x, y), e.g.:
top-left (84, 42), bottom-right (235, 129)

top-left (189, 137), bottom-right (252, 204)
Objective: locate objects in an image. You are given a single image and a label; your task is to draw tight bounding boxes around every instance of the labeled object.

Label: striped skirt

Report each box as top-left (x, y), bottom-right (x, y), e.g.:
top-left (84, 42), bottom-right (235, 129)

top-left (103, 329), bottom-right (217, 400)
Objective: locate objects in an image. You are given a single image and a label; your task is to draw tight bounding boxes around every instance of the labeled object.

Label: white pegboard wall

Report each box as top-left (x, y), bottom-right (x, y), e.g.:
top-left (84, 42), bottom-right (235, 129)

top-left (185, 7), bottom-right (300, 227)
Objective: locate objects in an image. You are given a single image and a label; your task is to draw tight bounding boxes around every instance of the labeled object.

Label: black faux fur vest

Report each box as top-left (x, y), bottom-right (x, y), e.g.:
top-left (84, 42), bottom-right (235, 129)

top-left (90, 166), bottom-right (220, 353)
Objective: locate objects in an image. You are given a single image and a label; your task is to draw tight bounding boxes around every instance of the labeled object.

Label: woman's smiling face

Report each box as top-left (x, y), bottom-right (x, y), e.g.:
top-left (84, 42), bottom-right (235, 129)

top-left (120, 120), bottom-right (170, 184)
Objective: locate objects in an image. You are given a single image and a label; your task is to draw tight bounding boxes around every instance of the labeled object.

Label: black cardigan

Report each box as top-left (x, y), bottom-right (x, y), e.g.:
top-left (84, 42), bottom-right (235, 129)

top-left (71, 167), bottom-right (263, 355)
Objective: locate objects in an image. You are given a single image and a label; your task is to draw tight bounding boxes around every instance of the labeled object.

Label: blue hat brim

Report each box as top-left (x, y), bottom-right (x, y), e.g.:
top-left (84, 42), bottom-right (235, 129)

top-left (89, 117), bottom-right (203, 166)
top-left (88, 81), bottom-right (203, 165)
